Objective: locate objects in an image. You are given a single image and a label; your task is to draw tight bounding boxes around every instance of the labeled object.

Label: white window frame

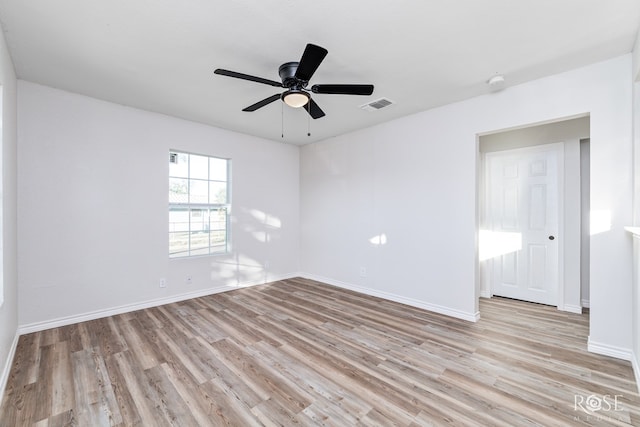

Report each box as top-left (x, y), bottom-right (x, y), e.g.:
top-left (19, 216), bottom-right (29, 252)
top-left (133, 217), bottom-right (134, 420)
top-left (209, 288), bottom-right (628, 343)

top-left (169, 150), bottom-right (231, 258)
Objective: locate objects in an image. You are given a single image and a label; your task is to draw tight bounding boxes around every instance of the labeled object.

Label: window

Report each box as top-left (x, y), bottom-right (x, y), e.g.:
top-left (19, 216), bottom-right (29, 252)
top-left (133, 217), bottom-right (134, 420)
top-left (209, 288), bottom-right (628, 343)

top-left (169, 151), bottom-right (230, 258)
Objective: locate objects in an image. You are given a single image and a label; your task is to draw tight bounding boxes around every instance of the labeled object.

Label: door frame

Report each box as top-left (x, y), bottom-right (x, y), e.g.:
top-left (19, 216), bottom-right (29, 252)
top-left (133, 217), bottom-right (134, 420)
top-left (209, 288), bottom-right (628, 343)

top-left (475, 116), bottom-right (590, 316)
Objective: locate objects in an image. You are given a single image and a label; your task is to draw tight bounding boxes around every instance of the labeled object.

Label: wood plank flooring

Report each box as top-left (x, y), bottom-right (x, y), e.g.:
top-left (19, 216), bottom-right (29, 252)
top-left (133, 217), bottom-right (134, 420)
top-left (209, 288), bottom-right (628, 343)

top-left (1, 277), bottom-right (639, 426)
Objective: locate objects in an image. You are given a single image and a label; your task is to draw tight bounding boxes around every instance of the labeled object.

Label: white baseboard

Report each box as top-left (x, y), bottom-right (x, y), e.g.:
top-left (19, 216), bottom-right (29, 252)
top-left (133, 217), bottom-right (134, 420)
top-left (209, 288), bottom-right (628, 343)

top-left (588, 337), bottom-right (632, 361)
top-left (562, 304), bottom-right (583, 314)
top-left (18, 273), bottom-right (299, 335)
top-left (301, 273), bottom-right (480, 322)
top-left (632, 352), bottom-right (640, 395)
top-left (0, 331), bottom-right (20, 400)
top-left (581, 299), bottom-right (590, 308)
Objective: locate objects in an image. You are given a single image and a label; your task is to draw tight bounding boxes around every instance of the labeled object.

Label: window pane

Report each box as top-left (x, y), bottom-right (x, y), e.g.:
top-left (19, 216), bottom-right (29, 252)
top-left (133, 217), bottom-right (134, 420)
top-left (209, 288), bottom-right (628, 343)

top-left (169, 232), bottom-right (189, 258)
top-left (189, 208), bottom-right (208, 232)
top-left (210, 230), bottom-right (227, 253)
top-left (189, 179), bottom-right (208, 204)
top-left (169, 207), bottom-right (189, 232)
top-left (209, 182), bottom-right (227, 204)
top-left (210, 158), bottom-right (227, 181)
top-left (169, 152), bottom-right (189, 178)
top-left (169, 178), bottom-right (188, 203)
top-left (190, 154), bottom-right (209, 180)
top-left (209, 208), bottom-right (227, 230)
top-left (189, 230), bottom-right (209, 253)
top-left (210, 218), bottom-right (226, 231)
top-left (190, 207), bottom-right (209, 256)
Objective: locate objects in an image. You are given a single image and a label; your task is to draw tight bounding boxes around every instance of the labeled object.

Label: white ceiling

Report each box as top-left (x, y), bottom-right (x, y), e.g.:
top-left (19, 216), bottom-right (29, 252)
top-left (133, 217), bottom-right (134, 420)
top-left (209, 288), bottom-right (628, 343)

top-left (0, 1), bottom-right (639, 145)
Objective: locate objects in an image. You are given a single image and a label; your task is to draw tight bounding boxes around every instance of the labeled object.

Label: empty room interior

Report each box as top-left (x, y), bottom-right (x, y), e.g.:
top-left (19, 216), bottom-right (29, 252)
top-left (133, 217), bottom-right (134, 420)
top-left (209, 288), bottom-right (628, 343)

top-left (3, 1), bottom-right (640, 425)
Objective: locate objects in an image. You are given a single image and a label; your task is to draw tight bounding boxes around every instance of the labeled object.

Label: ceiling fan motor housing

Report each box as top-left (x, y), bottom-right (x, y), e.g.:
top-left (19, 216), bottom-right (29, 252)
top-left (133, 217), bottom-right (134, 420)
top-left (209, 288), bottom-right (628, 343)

top-left (279, 62), bottom-right (303, 87)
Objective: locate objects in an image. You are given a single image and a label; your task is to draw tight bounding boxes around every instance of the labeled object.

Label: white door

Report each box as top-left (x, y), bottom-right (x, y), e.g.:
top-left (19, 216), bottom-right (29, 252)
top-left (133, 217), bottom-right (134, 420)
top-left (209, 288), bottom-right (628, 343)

top-left (485, 144), bottom-right (562, 306)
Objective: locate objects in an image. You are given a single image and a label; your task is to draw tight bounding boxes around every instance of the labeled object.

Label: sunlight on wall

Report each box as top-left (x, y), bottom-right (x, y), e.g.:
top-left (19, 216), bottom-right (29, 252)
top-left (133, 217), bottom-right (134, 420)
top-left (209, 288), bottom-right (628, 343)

top-left (369, 233), bottom-right (388, 246)
top-left (250, 231), bottom-right (269, 243)
top-left (211, 253), bottom-right (264, 287)
top-left (240, 208), bottom-right (283, 244)
top-left (479, 230), bottom-right (522, 261)
top-left (248, 208), bottom-right (282, 228)
top-left (590, 209), bottom-right (612, 235)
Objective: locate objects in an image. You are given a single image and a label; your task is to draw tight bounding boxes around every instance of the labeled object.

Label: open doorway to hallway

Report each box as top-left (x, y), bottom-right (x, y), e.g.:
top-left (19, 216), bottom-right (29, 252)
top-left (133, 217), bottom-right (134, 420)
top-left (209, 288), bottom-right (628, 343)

top-left (477, 115), bottom-right (590, 314)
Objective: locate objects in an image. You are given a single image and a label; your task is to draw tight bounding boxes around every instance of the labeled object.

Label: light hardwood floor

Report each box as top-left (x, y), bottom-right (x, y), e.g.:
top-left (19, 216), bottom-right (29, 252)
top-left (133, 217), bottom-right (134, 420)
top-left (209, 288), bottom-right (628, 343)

top-left (1, 277), bottom-right (638, 426)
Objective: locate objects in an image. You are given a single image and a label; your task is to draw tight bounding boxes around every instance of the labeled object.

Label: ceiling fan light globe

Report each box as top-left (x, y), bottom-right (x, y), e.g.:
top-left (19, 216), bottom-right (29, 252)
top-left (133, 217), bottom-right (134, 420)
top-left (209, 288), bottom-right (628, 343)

top-left (283, 91), bottom-right (310, 108)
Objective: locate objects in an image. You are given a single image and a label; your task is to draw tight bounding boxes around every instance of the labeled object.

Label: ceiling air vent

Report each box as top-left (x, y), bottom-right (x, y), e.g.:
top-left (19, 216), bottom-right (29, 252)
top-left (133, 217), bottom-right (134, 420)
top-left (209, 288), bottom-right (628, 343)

top-left (360, 98), bottom-right (394, 111)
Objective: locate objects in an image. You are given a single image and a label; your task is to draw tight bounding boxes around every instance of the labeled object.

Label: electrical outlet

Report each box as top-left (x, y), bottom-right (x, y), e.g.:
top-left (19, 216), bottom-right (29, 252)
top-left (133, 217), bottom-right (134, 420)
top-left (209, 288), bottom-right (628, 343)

top-left (186, 275), bottom-right (192, 285)
top-left (359, 267), bottom-right (367, 277)
top-left (159, 278), bottom-right (167, 288)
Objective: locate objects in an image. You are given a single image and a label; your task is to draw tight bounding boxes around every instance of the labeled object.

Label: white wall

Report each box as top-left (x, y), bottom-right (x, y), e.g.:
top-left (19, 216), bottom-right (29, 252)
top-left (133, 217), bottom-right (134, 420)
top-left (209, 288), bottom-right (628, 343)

top-left (633, 28), bottom-right (640, 82)
top-left (630, 234), bottom-right (640, 390)
top-left (17, 81), bottom-right (300, 327)
top-left (634, 29), bottom-right (640, 224)
top-left (300, 119), bottom-right (480, 321)
top-left (0, 22), bottom-right (18, 397)
top-left (631, 31), bottom-right (640, 390)
top-left (300, 55), bottom-right (633, 355)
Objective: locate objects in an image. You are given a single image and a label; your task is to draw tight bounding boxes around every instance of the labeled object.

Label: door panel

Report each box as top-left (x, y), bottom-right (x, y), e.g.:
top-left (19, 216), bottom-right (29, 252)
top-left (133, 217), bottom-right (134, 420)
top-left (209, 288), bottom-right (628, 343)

top-left (501, 252), bottom-right (517, 285)
top-left (529, 185), bottom-right (546, 230)
top-left (528, 244), bottom-right (547, 290)
top-left (502, 183), bottom-right (518, 229)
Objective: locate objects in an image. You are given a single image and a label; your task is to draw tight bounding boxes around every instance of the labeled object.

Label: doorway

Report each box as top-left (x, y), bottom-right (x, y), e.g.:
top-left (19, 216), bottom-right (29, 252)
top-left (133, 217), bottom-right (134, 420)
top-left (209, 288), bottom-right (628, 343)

top-left (478, 116), bottom-right (590, 312)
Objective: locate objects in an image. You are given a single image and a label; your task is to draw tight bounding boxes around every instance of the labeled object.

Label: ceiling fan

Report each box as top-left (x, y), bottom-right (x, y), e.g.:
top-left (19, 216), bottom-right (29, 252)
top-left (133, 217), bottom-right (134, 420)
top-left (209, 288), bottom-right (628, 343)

top-left (214, 43), bottom-right (374, 119)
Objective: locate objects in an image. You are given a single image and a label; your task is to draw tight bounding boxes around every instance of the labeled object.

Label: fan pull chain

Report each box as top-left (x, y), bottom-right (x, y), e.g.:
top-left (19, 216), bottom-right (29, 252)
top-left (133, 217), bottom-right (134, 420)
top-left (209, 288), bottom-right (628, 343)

top-left (281, 100), bottom-right (284, 139)
top-left (307, 102), bottom-right (311, 137)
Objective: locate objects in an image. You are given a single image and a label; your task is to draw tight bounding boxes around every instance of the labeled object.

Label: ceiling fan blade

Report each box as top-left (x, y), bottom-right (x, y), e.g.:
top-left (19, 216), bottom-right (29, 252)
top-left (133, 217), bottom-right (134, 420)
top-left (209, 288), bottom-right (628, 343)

top-left (311, 84), bottom-right (374, 95)
top-left (242, 94), bottom-right (282, 112)
top-left (304, 98), bottom-right (326, 119)
top-left (295, 44), bottom-right (328, 82)
top-left (214, 69), bottom-right (283, 87)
